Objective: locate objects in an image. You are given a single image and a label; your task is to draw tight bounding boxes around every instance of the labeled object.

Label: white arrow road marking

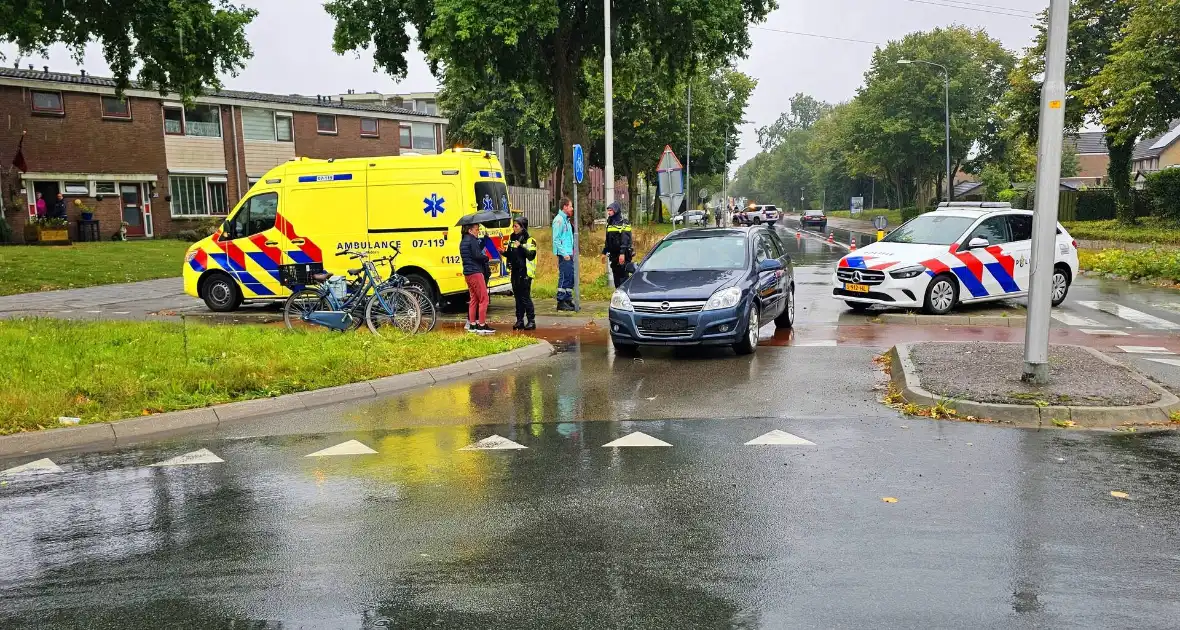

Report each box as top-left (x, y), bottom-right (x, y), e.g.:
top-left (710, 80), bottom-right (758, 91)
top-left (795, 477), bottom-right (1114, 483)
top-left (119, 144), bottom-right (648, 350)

top-left (795, 340), bottom-right (838, 347)
top-left (744, 430), bottom-right (816, 446)
top-left (602, 432), bottom-right (672, 448)
top-left (305, 440), bottom-right (378, 457)
top-left (459, 435), bottom-right (527, 451)
top-left (1146, 358), bottom-right (1180, 367)
top-left (1, 458), bottom-right (63, 476)
top-left (1052, 312), bottom-right (1104, 327)
top-left (1116, 346), bottom-right (1175, 355)
top-left (1078, 301), bottom-right (1180, 330)
top-left (149, 448), bottom-right (224, 467)
top-left (1079, 329), bottom-right (1129, 336)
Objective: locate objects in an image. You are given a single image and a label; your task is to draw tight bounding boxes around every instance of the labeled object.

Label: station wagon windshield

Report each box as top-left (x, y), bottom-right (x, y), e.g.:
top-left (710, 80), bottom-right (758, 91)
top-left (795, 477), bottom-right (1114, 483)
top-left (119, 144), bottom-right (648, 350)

top-left (643, 236), bottom-right (748, 271)
top-left (883, 214), bottom-right (976, 246)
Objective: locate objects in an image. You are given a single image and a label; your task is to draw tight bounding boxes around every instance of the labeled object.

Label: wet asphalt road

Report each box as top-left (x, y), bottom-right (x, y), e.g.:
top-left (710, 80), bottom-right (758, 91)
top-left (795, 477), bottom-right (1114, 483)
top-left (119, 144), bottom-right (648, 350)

top-left (5, 227), bottom-right (1180, 627)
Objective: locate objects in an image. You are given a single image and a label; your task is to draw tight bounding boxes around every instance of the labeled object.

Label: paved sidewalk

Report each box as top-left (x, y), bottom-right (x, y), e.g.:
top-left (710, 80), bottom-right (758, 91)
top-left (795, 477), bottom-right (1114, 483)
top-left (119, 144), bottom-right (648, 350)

top-left (0, 278), bottom-right (198, 320)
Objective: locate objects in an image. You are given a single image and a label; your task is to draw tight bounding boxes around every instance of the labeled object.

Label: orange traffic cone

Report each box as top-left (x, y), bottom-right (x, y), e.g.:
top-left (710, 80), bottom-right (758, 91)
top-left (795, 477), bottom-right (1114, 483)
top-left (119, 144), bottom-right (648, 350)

top-left (827, 233), bottom-right (834, 243)
top-left (796, 231), bottom-right (802, 239)
top-left (850, 240), bottom-right (857, 251)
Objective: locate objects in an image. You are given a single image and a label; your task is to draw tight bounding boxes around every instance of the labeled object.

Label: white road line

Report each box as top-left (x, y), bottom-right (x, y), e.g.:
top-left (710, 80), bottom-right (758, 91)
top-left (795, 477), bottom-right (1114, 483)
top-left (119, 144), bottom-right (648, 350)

top-left (85, 310), bottom-right (102, 314)
top-left (1079, 329), bottom-right (1130, 336)
top-left (149, 448), bottom-right (224, 467)
top-left (1145, 358), bottom-right (1180, 367)
top-left (112, 311), bottom-right (131, 315)
top-left (795, 340), bottom-right (838, 347)
top-left (459, 435), bottom-right (527, 451)
top-left (1077, 301), bottom-right (1180, 330)
top-left (745, 430), bottom-right (816, 446)
top-left (602, 432), bottom-right (672, 448)
top-left (1, 458), bottom-right (63, 476)
top-left (305, 440), bottom-right (377, 457)
top-left (1052, 312), bottom-right (1103, 327)
top-left (1116, 346), bottom-right (1175, 355)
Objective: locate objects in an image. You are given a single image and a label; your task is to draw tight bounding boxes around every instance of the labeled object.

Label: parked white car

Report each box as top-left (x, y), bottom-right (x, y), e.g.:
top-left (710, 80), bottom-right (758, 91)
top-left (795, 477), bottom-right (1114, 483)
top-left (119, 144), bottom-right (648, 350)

top-left (832, 203), bottom-right (1079, 315)
top-left (734, 204), bottom-right (780, 226)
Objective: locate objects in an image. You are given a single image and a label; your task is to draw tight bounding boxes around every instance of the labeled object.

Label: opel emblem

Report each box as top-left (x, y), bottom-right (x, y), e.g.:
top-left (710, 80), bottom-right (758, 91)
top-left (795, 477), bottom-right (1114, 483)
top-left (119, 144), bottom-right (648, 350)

top-left (660, 301), bottom-right (671, 312)
top-left (852, 271), bottom-right (864, 283)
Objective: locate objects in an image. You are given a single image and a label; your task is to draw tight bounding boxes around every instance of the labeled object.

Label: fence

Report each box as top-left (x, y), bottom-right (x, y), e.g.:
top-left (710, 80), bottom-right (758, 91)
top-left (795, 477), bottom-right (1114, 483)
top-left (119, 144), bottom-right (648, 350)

top-left (510, 185), bottom-right (551, 227)
top-left (1021, 188), bottom-right (1154, 221)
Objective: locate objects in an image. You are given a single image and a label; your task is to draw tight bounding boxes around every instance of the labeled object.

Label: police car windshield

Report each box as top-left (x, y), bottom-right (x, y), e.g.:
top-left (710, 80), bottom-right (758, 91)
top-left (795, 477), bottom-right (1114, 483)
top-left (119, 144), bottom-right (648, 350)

top-left (883, 214), bottom-right (975, 246)
top-left (643, 236), bottom-right (747, 271)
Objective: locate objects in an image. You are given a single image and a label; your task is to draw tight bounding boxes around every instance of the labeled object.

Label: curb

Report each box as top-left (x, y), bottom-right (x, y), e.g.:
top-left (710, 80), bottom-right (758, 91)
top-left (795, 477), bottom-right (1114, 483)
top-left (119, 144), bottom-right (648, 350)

top-left (888, 342), bottom-right (1180, 429)
top-left (0, 340), bottom-right (556, 459)
top-left (879, 313), bottom-right (1027, 327)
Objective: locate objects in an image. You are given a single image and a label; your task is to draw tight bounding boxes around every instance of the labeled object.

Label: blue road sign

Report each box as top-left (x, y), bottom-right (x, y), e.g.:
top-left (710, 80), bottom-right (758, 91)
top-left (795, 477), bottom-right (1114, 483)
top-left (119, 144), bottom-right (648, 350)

top-left (572, 144), bottom-right (585, 184)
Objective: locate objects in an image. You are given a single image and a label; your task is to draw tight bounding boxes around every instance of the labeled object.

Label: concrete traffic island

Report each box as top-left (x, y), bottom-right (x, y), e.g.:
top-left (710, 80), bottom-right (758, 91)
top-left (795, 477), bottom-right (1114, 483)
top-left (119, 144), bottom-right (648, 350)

top-left (0, 340), bottom-right (556, 458)
top-left (888, 341), bottom-right (1180, 428)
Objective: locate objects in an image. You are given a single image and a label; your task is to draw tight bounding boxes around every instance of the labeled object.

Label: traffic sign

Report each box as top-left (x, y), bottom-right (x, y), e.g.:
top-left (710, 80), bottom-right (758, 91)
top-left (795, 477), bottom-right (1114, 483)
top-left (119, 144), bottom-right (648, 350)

top-left (656, 145), bottom-right (685, 217)
top-left (850, 196), bottom-right (865, 216)
top-left (572, 144), bottom-right (585, 184)
top-left (872, 215), bottom-right (888, 230)
top-left (698, 188), bottom-right (709, 200)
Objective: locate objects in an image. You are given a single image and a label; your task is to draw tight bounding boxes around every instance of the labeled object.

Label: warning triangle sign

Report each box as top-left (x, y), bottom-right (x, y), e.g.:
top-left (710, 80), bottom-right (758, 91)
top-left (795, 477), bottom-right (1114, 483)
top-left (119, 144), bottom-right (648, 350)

top-left (657, 146), bottom-right (683, 172)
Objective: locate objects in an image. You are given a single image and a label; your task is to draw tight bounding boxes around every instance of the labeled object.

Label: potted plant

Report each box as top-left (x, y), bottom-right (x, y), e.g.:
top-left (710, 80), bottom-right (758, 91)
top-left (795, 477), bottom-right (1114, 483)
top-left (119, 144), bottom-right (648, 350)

top-left (73, 198), bottom-right (95, 221)
top-left (25, 216), bottom-right (71, 244)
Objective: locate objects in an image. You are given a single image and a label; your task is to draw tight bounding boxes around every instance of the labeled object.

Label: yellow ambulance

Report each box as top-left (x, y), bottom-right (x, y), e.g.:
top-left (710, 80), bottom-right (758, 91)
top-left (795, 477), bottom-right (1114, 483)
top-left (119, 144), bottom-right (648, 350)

top-left (182, 149), bottom-right (514, 311)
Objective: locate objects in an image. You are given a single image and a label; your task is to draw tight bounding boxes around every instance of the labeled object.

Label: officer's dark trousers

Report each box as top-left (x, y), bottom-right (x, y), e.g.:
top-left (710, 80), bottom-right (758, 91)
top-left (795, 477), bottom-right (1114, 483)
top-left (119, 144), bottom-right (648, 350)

top-left (610, 261), bottom-right (630, 287)
top-left (512, 275), bottom-right (534, 321)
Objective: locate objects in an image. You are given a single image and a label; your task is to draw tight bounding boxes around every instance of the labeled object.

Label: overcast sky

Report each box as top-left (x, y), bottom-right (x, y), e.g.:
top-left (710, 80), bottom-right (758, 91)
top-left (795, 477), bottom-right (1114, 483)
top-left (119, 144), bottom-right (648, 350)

top-left (2, 0), bottom-right (1041, 170)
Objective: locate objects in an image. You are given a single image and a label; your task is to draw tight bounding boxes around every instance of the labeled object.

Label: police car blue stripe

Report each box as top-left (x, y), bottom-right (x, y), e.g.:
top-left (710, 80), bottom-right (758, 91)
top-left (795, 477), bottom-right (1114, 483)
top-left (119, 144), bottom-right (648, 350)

top-left (952, 267), bottom-right (989, 298)
top-left (297, 174), bottom-right (354, 183)
top-left (843, 256), bottom-right (867, 269)
top-left (985, 262), bottom-right (1020, 293)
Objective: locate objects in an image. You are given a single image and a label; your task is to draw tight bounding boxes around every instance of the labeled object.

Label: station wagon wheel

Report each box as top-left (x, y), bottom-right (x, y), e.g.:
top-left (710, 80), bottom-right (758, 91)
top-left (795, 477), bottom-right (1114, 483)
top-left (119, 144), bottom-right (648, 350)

top-left (923, 274), bottom-right (958, 315)
top-left (734, 305), bottom-right (760, 355)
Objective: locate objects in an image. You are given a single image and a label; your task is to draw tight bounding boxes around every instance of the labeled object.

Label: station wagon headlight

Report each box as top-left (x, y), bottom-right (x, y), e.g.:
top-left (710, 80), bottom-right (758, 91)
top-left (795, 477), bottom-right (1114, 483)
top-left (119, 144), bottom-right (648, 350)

top-left (889, 265), bottom-right (926, 280)
top-left (610, 289), bottom-right (634, 312)
top-left (703, 286), bottom-right (742, 311)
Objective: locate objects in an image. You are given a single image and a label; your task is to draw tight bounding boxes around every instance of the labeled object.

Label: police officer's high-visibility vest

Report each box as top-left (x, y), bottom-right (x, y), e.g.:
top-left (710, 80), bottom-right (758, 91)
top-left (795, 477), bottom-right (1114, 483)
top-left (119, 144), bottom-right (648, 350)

top-left (523, 237), bottom-right (538, 279)
top-left (606, 222), bottom-right (633, 254)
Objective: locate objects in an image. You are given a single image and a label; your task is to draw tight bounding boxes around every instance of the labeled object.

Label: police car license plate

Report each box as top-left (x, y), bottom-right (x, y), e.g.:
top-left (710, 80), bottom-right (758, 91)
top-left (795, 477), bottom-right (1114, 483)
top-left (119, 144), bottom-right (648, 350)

top-left (641, 317), bottom-right (688, 332)
top-left (845, 283), bottom-right (871, 293)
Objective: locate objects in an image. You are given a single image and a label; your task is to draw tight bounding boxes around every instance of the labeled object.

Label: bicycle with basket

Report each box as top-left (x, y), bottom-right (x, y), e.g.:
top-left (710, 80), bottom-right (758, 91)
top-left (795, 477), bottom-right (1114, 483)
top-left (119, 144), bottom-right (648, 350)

top-left (279, 249), bottom-right (422, 335)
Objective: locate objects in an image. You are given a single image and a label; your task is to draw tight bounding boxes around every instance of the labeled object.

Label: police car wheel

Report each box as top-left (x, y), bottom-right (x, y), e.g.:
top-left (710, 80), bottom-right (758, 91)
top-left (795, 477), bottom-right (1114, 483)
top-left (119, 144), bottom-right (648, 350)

top-left (1051, 267), bottom-right (1070, 306)
top-left (201, 273), bottom-right (241, 312)
top-left (923, 274), bottom-right (958, 315)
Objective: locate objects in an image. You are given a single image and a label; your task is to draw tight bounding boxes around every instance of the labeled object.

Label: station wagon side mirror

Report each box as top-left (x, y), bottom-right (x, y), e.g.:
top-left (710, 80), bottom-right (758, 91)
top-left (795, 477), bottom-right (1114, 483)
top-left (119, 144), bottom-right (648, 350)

top-left (758, 258), bottom-right (783, 273)
top-left (968, 237), bottom-right (990, 249)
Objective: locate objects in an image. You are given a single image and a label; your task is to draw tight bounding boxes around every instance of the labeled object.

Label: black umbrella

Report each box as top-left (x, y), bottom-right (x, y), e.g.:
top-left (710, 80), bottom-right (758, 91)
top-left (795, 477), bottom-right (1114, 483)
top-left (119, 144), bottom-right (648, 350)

top-left (456, 210), bottom-right (511, 226)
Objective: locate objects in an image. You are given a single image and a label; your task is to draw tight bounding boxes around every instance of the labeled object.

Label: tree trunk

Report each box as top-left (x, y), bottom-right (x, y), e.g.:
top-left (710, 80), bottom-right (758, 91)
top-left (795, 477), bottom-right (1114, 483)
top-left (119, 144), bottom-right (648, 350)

top-left (552, 32), bottom-right (589, 203)
top-left (528, 147), bottom-right (540, 189)
top-left (1107, 132), bottom-right (1136, 225)
top-left (626, 168), bottom-right (638, 224)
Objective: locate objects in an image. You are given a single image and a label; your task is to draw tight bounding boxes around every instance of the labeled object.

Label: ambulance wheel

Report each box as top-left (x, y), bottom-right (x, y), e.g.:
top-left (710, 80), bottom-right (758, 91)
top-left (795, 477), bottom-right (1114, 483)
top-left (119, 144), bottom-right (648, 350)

top-left (923, 273), bottom-right (958, 315)
top-left (201, 272), bottom-right (241, 312)
top-left (402, 272), bottom-right (438, 306)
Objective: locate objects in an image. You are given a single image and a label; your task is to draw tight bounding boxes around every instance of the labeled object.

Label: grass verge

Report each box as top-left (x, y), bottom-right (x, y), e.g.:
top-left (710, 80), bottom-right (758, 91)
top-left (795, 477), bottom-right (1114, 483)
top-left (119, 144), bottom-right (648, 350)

top-left (0, 318), bottom-right (534, 435)
top-left (1063, 218), bottom-right (1180, 246)
top-left (1078, 248), bottom-right (1180, 284)
top-left (824, 208), bottom-right (905, 227)
top-left (529, 223), bottom-right (675, 301)
top-left (0, 240), bottom-right (188, 296)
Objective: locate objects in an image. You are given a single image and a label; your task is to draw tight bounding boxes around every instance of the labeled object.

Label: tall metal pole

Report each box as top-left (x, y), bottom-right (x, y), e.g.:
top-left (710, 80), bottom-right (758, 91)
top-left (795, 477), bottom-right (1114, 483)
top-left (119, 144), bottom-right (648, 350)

top-left (573, 189), bottom-right (582, 311)
top-left (943, 68), bottom-right (952, 202)
top-left (603, 0), bottom-right (614, 209)
top-left (1022, 0), bottom-right (1070, 385)
top-left (685, 83), bottom-right (692, 212)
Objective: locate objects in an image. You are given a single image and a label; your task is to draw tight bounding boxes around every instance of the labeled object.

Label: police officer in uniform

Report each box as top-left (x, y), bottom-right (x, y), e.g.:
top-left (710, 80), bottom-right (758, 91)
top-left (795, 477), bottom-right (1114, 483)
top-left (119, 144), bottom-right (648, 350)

top-left (602, 201), bottom-right (634, 287)
top-left (504, 215), bottom-right (538, 330)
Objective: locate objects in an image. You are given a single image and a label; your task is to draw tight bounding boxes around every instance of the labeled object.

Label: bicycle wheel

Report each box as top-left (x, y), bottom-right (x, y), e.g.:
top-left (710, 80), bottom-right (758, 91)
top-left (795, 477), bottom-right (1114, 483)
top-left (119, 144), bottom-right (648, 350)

top-left (365, 287), bottom-right (422, 336)
top-left (406, 286), bottom-right (438, 333)
top-left (283, 288), bottom-right (329, 331)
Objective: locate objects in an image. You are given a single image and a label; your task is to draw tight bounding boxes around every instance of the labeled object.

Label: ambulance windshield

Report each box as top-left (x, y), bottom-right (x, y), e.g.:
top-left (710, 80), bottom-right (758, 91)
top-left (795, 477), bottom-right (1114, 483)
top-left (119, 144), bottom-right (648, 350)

top-left (474, 181), bottom-right (512, 227)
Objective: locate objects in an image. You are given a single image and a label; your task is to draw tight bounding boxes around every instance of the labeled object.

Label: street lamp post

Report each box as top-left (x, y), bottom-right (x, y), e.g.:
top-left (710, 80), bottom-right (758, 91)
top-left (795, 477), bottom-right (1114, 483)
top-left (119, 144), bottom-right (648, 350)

top-left (898, 59), bottom-right (952, 203)
top-left (603, 0), bottom-right (614, 210)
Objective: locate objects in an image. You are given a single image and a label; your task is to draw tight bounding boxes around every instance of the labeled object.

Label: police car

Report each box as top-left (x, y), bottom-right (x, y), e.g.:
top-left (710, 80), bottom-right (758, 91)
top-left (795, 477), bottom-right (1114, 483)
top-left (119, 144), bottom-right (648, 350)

top-left (833, 202), bottom-right (1079, 315)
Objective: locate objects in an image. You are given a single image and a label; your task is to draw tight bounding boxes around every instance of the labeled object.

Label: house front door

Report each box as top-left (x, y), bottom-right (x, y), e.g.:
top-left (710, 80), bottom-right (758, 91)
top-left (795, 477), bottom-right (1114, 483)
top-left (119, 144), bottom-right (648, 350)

top-left (121, 184), bottom-right (146, 237)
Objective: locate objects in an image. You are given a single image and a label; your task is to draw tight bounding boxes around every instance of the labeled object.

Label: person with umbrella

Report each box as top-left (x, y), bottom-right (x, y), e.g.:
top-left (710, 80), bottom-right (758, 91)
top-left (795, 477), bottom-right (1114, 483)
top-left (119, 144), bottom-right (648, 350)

top-left (457, 211), bottom-right (506, 334)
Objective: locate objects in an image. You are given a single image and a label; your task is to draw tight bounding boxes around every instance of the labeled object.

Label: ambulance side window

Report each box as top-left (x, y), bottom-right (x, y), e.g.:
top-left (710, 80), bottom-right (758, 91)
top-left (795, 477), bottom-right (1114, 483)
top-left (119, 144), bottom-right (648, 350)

top-left (229, 192), bottom-right (279, 239)
top-left (474, 181), bottom-right (511, 214)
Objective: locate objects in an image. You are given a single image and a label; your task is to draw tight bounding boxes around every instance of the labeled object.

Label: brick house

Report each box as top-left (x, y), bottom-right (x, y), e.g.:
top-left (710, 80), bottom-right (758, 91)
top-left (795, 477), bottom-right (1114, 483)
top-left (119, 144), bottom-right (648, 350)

top-left (1064, 131), bottom-right (1110, 188)
top-left (0, 67), bottom-right (447, 242)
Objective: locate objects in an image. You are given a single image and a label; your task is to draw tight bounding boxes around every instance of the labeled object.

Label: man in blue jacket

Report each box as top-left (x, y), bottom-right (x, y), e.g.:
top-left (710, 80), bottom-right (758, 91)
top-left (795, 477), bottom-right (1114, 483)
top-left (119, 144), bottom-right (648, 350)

top-left (552, 197), bottom-right (575, 311)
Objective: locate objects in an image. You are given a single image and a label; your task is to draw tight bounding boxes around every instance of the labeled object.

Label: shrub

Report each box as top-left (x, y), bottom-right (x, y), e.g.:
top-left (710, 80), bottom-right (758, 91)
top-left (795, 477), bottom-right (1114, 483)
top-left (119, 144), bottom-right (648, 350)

top-left (1075, 189), bottom-right (1116, 221)
top-left (900, 207), bottom-right (921, 222)
top-left (996, 189), bottom-right (1019, 203)
top-left (1147, 168), bottom-right (1180, 222)
top-left (1079, 247), bottom-right (1180, 282)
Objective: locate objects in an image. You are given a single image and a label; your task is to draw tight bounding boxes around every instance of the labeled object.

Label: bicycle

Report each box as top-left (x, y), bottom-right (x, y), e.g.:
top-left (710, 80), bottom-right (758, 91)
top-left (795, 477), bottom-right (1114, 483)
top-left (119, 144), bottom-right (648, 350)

top-left (282, 250), bottom-right (420, 335)
top-left (375, 265), bottom-right (438, 333)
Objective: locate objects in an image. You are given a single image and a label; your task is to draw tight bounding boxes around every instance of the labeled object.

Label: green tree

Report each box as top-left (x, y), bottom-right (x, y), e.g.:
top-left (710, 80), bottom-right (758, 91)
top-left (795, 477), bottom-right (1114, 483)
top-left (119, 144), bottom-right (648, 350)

top-left (1003, 0), bottom-right (1136, 223)
top-left (757, 93), bottom-right (832, 149)
top-left (0, 1), bottom-right (256, 97)
top-left (326, 0), bottom-right (776, 197)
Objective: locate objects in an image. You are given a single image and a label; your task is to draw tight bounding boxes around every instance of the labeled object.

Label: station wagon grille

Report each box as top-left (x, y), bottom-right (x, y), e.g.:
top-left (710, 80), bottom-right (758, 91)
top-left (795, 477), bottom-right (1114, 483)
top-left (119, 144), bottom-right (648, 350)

top-left (836, 268), bottom-right (886, 286)
top-left (632, 300), bottom-right (706, 314)
top-left (637, 326), bottom-right (696, 338)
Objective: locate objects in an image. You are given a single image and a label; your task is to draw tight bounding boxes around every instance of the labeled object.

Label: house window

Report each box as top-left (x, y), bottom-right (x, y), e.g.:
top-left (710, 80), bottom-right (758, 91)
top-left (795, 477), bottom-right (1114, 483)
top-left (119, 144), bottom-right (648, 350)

top-left (411, 123), bottom-right (436, 151)
top-left (163, 104), bottom-right (221, 137)
top-left (163, 107), bottom-right (184, 135)
top-left (317, 114), bottom-right (337, 135)
top-left (94, 181), bottom-right (117, 195)
top-left (100, 96), bottom-right (132, 119)
top-left (63, 181), bottom-right (90, 196)
top-left (399, 125), bottom-right (412, 149)
top-left (31, 90), bottom-right (64, 114)
top-left (242, 108), bottom-right (294, 142)
top-left (169, 176), bottom-right (230, 216)
top-left (276, 114), bottom-right (293, 142)
top-left (360, 118), bottom-right (379, 137)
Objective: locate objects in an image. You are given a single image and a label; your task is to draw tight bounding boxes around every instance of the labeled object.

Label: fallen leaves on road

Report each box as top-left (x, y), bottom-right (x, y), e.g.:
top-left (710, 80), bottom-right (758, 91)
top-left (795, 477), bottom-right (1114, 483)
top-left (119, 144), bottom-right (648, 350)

top-left (882, 497), bottom-right (898, 503)
top-left (1110, 491), bottom-right (1130, 500)
top-left (1052, 419), bottom-right (1077, 428)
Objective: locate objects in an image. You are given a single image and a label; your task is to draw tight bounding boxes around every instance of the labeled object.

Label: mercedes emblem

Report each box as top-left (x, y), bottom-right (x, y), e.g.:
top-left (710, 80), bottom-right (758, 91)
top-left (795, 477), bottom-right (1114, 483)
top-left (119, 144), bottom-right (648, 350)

top-left (852, 271), bottom-right (864, 283)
